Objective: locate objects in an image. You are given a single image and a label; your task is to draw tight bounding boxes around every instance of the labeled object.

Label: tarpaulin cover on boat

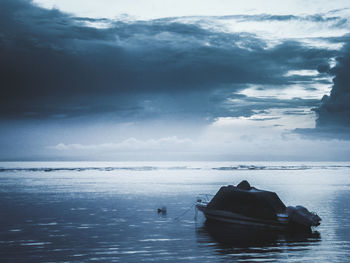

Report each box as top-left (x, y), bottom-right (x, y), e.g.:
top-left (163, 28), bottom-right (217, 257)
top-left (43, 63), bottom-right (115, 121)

top-left (207, 181), bottom-right (286, 220)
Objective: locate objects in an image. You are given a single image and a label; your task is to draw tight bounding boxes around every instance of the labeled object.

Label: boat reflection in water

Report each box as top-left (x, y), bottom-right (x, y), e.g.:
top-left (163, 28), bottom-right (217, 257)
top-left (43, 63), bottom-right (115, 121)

top-left (197, 220), bottom-right (320, 248)
top-left (196, 221), bottom-right (321, 262)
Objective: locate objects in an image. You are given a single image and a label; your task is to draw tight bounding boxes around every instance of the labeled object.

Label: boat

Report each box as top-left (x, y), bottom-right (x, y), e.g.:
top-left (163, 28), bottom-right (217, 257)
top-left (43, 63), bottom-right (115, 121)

top-left (196, 180), bottom-right (321, 231)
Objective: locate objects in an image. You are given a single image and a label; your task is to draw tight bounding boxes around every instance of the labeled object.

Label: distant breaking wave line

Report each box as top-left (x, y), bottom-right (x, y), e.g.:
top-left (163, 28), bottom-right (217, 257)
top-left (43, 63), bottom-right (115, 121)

top-left (0, 164), bottom-right (350, 173)
top-left (212, 165), bottom-right (311, 170)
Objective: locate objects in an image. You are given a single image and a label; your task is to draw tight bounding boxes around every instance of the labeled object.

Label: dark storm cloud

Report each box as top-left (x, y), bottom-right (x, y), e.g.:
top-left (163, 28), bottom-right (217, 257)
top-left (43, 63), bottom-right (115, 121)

top-left (0, 0), bottom-right (335, 119)
top-left (294, 36), bottom-right (350, 140)
top-left (316, 40), bottom-right (350, 128)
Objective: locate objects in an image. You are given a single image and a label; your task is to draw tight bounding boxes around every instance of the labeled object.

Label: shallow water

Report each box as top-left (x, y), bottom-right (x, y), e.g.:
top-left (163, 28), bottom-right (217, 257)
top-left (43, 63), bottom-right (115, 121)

top-left (0, 161), bottom-right (350, 262)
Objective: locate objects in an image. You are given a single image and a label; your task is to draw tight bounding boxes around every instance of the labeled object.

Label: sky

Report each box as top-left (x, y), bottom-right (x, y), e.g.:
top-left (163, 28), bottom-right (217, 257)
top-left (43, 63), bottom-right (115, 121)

top-left (1, 0), bottom-right (350, 161)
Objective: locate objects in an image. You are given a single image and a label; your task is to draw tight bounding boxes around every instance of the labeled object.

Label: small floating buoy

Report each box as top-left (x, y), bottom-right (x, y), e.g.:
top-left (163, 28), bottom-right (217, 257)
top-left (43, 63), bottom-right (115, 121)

top-left (157, 206), bottom-right (167, 215)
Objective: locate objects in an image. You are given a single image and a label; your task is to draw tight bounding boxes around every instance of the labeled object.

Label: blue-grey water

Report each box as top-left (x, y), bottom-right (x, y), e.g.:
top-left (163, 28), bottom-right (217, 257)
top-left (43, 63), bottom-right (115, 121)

top-left (0, 161), bottom-right (350, 262)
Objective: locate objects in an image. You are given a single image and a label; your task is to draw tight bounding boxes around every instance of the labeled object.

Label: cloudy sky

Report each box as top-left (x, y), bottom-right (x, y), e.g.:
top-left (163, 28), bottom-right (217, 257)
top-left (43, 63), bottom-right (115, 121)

top-left (1, 0), bottom-right (350, 161)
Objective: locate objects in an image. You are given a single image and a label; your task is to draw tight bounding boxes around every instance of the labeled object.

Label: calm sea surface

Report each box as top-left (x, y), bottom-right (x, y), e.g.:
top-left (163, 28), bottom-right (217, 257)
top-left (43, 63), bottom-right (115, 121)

top-left (0, 161), bottom-right (350, 262)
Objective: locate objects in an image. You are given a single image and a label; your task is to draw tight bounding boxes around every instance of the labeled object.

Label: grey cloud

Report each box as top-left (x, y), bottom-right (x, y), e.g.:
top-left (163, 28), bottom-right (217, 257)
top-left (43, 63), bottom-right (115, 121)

top-left (198, 13), bottom-right (348, 25)
top-left (283, 109), bottom-right (311, 116)
top-left (295, 127), bottom-right (350, 140)
top-left (249, 116), bottom-right (281, 121)
top-left (0, 0), bottom-right (336, 120)
top-left (221, 92), bottom-right (320, 119)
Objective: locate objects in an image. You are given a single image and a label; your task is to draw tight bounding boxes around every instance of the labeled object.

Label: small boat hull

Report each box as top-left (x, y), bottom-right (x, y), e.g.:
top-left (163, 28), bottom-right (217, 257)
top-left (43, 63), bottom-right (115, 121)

top-left (196, 203), bottom-right (289, 230)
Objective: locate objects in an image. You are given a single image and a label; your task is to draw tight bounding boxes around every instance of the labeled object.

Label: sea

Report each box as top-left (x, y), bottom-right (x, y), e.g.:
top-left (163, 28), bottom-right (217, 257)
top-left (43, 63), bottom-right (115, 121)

top-left (0, 161), bottom-right (350, 262)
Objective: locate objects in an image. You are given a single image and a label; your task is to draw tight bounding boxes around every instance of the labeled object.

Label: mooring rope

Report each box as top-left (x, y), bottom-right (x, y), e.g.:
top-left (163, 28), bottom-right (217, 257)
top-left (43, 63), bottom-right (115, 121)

top-left (173, 203), bottom-right (196, 221)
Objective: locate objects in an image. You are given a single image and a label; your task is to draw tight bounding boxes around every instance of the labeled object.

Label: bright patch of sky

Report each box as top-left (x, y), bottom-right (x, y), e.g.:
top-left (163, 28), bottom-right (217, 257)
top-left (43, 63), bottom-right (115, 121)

top-left (46, 107), bottom-right (350, 161)
top-left (238, 83), bottom-right (332, 100)
top-left (33, 0), bottom-right (350, 20)
top-left (197, 17), bottom-right (348, 49)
